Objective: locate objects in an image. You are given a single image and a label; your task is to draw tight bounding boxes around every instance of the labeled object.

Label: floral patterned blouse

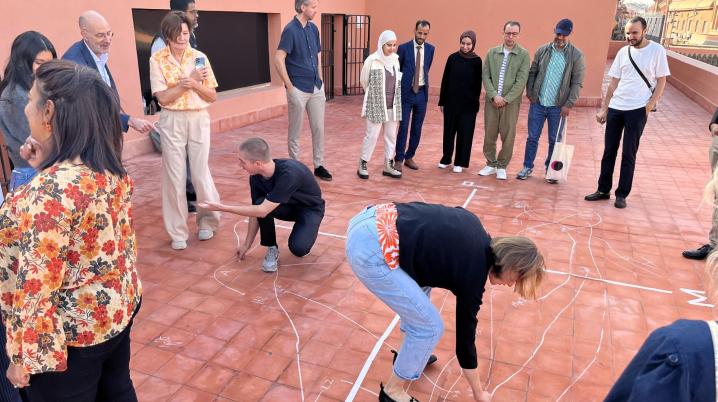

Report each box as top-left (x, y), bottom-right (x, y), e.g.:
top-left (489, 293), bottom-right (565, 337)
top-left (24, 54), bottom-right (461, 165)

top-left (149, 46), bottom-right (218, 111)
top-left (0, 162), bottom-right (141, 374)
top-left (375, 203), bottom-right (400, 269)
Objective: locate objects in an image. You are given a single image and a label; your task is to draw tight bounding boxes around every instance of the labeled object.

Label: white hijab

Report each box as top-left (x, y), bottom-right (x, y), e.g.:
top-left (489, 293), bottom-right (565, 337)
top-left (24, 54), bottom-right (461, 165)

top-left (375, 30), bottom-right (398, 71)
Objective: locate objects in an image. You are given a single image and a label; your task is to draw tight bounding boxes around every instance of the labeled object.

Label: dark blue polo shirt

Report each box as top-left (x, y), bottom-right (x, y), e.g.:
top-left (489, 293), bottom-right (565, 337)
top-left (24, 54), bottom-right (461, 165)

top-left (278, 17), bottom-right (322, 93)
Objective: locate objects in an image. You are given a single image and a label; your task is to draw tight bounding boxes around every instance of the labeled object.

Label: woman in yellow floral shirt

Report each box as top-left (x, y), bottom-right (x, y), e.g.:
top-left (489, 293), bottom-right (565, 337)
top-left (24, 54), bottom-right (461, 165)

top-left (150, 10), bottom-right (221, 251)
top-left (0, 60), bottom-right (141, 401)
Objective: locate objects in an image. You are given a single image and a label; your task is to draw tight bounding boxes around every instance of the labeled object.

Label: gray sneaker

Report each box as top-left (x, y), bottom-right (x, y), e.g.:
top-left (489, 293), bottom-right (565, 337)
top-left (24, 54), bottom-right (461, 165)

top-left (516, 167), bottom-right (533, 180)
top-left (263, 246), bottom-right (279, 272)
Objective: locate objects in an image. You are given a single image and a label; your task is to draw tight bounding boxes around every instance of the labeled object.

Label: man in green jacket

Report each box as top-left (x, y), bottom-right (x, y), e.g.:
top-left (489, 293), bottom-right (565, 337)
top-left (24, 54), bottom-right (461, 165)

top-left (479, 21), bottom-right (530, 180)
top-left (517, 18), bottom-right (585, 183)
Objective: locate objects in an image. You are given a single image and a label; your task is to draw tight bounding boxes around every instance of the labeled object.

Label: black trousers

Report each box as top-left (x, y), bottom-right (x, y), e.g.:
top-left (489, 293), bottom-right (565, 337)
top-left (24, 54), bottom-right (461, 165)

top-left (0, 322), bottom-right (21, 402)
top-left (440, 108), bottom-right (478, 168)
top-left (597, 107), bottom-right (648, 198)
top-left (258, 203), bottom-right (324, 257)
top-left (20, 321), bottom-right (137, 402)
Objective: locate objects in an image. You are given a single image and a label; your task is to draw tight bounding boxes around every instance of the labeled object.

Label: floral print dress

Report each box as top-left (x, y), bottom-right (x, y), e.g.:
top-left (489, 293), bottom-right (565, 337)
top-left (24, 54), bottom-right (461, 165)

top-left (0, 162), bottom-right (141, 374)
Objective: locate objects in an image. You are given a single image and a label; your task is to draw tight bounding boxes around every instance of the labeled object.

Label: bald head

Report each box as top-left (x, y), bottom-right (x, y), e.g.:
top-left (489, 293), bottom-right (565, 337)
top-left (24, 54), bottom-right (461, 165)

top-left (79, 10), bottom-right (113, 56)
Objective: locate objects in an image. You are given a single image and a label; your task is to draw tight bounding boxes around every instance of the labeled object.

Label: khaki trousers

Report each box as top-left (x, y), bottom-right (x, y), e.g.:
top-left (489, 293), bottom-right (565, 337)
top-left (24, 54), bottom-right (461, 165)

top-left (360, 117), bottom-right (399, 162)
top-left (709, 135), bottom-right (718, 246)
top-left (287, 85), bottom-right (325, 168)
top-left (483, 99), bottom-right (522, 169)
top-left (158, 109), bottom-right (220, 242)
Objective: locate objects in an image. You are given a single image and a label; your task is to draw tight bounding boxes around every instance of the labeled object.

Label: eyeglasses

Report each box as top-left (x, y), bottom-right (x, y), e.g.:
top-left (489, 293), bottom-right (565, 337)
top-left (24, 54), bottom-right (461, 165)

top-left (504, 32), bottom-right (520, 37)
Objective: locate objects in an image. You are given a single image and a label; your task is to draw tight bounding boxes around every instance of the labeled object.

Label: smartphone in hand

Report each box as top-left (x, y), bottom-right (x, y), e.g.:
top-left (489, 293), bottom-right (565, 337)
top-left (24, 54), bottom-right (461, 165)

top-left (195, 57), bottom-right (206, 68)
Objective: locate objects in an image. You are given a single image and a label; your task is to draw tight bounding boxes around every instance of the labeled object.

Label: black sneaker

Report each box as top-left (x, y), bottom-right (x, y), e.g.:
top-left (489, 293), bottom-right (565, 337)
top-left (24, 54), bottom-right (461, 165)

top-left (683, 244), bottom-right (713, 260)
top-left (314, 166), bottom-right (333, 181)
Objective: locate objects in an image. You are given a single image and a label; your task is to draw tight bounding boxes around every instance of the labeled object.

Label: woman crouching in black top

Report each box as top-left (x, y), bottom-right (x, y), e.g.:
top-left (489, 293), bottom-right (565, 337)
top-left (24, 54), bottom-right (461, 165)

top-left (345, 202), bottom-right (544, 402)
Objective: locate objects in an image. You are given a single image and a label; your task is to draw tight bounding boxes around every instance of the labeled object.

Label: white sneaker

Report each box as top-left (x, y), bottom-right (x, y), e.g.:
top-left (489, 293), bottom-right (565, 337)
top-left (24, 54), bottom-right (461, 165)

top-left (198, 229), bottom-right (213, 241)
top-left (452, 166), bottom-right (463, 173)
top-left (171, 240), bottom-right (187, 250)
top-left (496, 169), bottom-right (507, 180)
top-left (478, 166), bottom-right (497, 176)
top-left (263, 246), bottom-right (279, 273)
top-left (437, 163), bottom-right (449, 169)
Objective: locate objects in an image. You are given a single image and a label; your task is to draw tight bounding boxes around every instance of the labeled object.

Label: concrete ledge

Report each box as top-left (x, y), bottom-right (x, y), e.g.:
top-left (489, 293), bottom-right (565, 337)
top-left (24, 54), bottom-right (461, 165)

top-left (122, 104), bottom-right (288, 161)
top-left (666, 49), bottom-right (718, 113)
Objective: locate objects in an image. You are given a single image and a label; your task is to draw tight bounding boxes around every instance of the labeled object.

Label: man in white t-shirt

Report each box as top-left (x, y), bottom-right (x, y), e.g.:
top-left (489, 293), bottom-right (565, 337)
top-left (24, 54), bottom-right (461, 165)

top-left (585, 16), bottom-right (669, 209)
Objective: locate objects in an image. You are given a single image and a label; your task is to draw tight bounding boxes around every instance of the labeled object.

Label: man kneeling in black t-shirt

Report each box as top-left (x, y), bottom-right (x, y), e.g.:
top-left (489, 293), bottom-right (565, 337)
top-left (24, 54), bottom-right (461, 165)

top-left (199, 137), bottom-right (325, 272)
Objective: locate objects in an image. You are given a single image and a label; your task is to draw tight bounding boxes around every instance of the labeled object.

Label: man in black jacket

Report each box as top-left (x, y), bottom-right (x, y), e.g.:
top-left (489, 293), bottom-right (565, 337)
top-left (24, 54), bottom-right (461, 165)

top-left (683, 107), bottom-right (718, 260)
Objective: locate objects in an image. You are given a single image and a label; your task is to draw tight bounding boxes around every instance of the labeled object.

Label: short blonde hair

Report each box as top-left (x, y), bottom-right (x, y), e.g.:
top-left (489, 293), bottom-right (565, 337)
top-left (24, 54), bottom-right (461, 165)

top-left (491, 236), bottom-right (544, 299)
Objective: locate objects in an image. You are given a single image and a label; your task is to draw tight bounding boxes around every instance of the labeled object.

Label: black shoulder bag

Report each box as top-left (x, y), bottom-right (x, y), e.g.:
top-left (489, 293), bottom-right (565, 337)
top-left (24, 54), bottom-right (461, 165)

top-left (627, 46), bottom-right (657, 112)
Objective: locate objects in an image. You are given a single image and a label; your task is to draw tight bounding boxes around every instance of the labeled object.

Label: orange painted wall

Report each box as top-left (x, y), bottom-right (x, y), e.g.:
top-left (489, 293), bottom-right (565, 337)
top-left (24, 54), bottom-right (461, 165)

top-left (665, 50), bottom-right (718, 112)
top-left (365, 0), bottom-right (617, 105)
top-left (3, 0), bottom-right (620, 158)
top-left (1, 0), bottom-right (367, 158)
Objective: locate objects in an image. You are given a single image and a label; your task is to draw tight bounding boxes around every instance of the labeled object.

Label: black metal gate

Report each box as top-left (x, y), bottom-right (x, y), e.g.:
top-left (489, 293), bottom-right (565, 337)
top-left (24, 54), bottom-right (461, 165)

top-left (343, 15), bottom-right (371, 95)
top-left (321, 14), bottom-right (335, 101)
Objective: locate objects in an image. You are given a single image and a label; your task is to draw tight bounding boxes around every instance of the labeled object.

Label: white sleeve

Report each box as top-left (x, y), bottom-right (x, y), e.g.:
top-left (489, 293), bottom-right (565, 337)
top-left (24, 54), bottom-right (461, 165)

top-left (151, 37), bottom-right (166, 55)
top-left (655, 46), bottom-right (670, 78)
top-left (608, 49), bottom-right (624, 79)
top-left (360, 57), bottom-right (372, 90)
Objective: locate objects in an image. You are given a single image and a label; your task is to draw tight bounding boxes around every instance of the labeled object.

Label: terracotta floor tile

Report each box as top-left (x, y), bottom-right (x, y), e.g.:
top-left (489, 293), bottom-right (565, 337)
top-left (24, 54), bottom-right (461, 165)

top-left (220, 372), bottom-right (273, 401)
top-left (202, 317), bottom-right (246, 341)
top-left (154, 353), bottom-right (205, 383)
top-left (244, 350), bottom-right (294, 382)
top-left (187, 363), bottom-right (236, 394)
top-left (135, 376), bottom-right (182, 402)
top-left (124, 76), bottom-right (716, 401)
top-left (180, 334), bottom-right (227, 361)
top-left (167, 386), bottom-right (217, 402)
top-left (130, 346), bottom-right (175, 374)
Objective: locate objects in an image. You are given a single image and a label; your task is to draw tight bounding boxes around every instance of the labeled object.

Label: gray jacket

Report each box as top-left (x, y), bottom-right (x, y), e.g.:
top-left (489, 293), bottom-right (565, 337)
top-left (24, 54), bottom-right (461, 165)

top-left (0, 85), bottom-right (31, 169)
top-left (526, 42), bottom-right (585, 108)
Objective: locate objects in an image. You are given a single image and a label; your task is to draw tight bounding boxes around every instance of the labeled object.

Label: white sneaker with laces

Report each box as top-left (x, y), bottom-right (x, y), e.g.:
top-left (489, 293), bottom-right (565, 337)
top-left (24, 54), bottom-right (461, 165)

top-left (263, 246), bottom-right (279, 273)
top-left (478, 166), bottom-right (497, 176)
top-left (452, 166), bottom-right (463, 173)
top-left (437, 163), bottom-right (449, 169)
top-left (496, 169), bottom-right (507, 180)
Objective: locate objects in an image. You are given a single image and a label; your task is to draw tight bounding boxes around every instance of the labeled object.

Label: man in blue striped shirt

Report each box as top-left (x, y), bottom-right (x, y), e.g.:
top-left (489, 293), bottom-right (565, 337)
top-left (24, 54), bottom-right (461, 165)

top-left (518, 19), bottom-right (585, 183)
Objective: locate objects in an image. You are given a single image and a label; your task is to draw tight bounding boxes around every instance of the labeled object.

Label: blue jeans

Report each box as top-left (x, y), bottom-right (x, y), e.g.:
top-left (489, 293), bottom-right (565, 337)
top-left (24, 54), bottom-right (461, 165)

top-left (522, 103), bottom-right (562, 170)
top-left (9, 167), bottom-right (36, 192)
top-left (345, 206), bottom-right (443, 381)
top-left (395, 89), bottom-right (428, 161)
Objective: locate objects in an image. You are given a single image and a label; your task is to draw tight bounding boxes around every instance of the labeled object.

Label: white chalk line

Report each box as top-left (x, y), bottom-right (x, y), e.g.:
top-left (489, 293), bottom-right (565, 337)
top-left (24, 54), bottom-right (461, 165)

top-left (345, 315), bottom-right (400, 402)
top-left (544, 269), bottom-right (672, 294)
top-left (340, 380), bottom-right (379, 397)
top-left (555, 212), bottom-right (608, 401)
top-left (273, 268), bottom-right (305, 402)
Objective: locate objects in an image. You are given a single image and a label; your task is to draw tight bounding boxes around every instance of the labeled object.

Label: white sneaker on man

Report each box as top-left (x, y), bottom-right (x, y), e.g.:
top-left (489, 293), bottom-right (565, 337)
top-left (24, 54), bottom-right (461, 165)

top-left (263, 246), bottom-right (279, 273)
top-left (198, 229), bottom-right (213, 241)
top-left (478, 166), bottom-right (497, 176)
top-left (496, 169), bottom-right (507, 180)
top-left (452, 166), bottom-right (463, 173)
top-left (437, 163), bottom-right (449, 169)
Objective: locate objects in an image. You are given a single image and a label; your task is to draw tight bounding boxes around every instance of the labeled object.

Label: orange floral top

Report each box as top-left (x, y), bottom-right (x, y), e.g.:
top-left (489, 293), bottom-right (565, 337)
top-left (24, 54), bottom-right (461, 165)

top-left (0, 162), bottom-right (141, 375)
top-left (375, 203), bottom-right (400, 269)
top-left (149, 46), bottom-right (218, 111)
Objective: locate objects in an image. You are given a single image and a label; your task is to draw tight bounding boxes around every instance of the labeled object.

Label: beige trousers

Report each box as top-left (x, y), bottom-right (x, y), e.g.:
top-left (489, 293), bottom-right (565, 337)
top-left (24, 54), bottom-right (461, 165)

top-left (709, 135), bottom-right (718, 246)
top-left (158, 109), bottom-right (220, 242)
top-left (360, 117), bottom-right (399, 162)
top-left (287, 85), bottom-right (325, 168)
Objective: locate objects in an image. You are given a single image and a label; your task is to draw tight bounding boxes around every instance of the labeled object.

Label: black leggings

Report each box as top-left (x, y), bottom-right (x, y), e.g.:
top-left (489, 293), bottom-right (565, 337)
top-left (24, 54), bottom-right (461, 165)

top-left (20, 320), bottom-right (137, 402)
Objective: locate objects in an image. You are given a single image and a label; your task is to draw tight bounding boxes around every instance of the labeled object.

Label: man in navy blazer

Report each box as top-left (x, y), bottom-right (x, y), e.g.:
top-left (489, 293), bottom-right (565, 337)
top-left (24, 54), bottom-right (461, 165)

top-left (63, 10), bottom-right (153, 134)
top-left (395, 20), bottom-right (434, 171)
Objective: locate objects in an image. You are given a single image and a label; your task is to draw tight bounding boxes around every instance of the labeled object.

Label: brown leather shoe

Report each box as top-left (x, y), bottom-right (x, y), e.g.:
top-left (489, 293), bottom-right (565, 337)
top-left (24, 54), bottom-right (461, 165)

top-left (394, 159), bottom-right (403, 172)
top-left (404, 158), bottom-right (419, 170)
